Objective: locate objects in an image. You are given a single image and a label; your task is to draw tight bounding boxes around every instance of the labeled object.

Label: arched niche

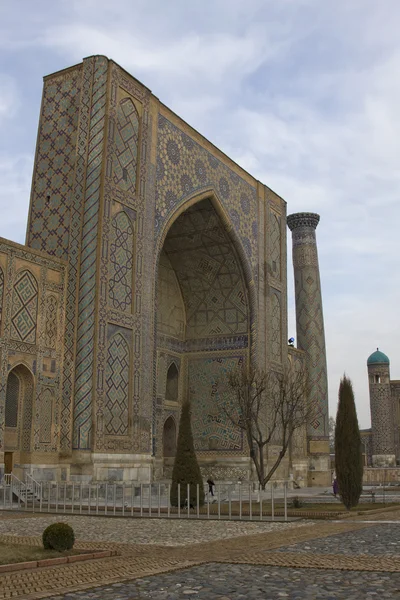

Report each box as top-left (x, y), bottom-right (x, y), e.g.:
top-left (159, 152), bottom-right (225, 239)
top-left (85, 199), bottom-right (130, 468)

top-left (163, 416), bottom-right (177, 457)
top-left (4, 364), bottom-right (34, 454)
top-left (166, 363), bottom-right (179, 402)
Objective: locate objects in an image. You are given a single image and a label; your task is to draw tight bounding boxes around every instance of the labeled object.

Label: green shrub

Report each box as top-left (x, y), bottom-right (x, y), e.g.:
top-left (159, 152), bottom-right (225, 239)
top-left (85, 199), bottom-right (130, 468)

top-left (290, 496), bottom-right (304, 509)
top-left (42, 522), bottom-right (75, 552)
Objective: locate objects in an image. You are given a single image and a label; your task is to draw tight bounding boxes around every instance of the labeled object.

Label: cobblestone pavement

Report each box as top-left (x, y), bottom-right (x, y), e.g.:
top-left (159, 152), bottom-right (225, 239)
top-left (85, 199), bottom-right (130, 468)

top-left (44, 563), bottom-right (400, 600)
top-left (276, 523), bottom-right (400, 555)
top-left (0, 514), bottom-right (309, 546)
top-left (0, 512), bottom-right (398, 599)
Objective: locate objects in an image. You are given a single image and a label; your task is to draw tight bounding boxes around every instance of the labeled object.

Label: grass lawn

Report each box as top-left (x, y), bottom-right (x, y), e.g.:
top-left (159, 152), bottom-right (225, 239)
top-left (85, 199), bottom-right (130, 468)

top-left (0, 543), bottom-right (79, 565)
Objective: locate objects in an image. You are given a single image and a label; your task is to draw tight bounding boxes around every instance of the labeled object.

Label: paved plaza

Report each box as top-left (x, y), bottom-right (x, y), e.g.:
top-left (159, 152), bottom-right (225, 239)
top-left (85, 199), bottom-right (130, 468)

top-left (0, 510), bottom-right (399, 599)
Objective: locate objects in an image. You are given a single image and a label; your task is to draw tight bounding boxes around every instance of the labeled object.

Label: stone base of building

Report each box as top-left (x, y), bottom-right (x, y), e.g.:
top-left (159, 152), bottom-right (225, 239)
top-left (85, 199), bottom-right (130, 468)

top-left (290, 459), bottom-right (309, 488)
top-left (307, 453), bottom-right (331, 487)
top-left (372, 454), bottom-right (396, 467)
top-left (0, 452), bottom-right (330, 486)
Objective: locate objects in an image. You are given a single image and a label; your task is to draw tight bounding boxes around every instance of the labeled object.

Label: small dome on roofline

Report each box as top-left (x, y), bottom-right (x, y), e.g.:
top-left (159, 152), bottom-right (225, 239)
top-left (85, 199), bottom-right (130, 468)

top-left (367, 348), bottom-right (390, 366)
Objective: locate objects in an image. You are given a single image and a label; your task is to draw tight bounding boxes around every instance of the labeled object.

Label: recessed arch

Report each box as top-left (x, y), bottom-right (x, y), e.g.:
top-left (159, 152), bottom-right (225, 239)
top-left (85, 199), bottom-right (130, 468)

top-left (163, 416), bottom-right (177, 457)
top-left (155, 188), bottom-right (256, 356)
top-left (4, 363), bottom-right (34, 453)
top-left (155, 190), bottom-right (253, 460)
top-left (157, 188), bottom-right (255, 302)
top-left (166, 362), bottom-right (179, 402)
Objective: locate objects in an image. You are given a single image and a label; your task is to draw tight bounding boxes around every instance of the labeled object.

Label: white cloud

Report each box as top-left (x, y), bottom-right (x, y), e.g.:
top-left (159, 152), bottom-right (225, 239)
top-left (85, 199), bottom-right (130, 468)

top-left (0, 75), bottom-right (20, 123)
top-left (0, 155), bottom-right (33, 244)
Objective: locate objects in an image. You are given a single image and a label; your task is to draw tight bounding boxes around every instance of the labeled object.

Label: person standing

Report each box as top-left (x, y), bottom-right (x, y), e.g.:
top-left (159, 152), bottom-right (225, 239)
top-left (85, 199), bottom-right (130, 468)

top-left (207, 478), bottom-right (215, 497)
top-left (333, 478), bottom-right (339, 497)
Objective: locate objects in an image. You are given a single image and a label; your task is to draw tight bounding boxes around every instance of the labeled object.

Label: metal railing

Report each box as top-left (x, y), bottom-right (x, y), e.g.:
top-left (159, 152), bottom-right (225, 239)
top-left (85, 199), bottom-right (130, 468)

top-left (0, 480), bottom-right (290, 521)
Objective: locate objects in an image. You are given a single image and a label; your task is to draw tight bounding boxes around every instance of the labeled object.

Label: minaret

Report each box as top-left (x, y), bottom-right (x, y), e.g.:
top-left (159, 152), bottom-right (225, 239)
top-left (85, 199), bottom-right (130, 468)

top-left (287, 212), bottom-right (330, 486)
top-left (367, 349), bottom-right (395, 466)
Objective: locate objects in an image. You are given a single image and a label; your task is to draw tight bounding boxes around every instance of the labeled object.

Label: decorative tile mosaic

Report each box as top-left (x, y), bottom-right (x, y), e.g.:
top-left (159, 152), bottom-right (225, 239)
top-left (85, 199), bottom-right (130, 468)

top-left (269, 211), bottom-right (281, 280)
top-left (60, 58), bottom-right (92, 452)
top-left (188, 355), bottom-right (245, 454)
top-left (20, 366), bottom-right (34, 452)
top-left (10, 270), bottom-right (38, 344)
top-left (369, 366), bottom-right (395, 455)
top-left (113, 98), bottom-right (139, 192)
top-left (105, 333), bottom-right (130, 437)
top-left (155, 116), bottom-right (258, 276)
top-left (108, 211), bottom-right (134, 312)
top-left (163, 199), bottom-right (249, 339)
top-left (39, 388), bottom-right (53, 444)
top-left (73, 56), bottom-right (108, 450)
top-left (270, 292), bottom-right (281, 362)
top-left (0, 266), bottom-right (3, 325)
top-left (44, 294), bottom-right (58, 349)
top-left (288, 214), bottom-right (328, 438)
top-left (27, 67), bottom-right (82, 260)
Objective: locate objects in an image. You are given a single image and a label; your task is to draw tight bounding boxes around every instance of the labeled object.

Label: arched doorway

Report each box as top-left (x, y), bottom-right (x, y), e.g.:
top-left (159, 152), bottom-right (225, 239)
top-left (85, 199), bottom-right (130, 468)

top-left (4, 365), bottom-right (34, 471)
top-left (156, 196), bottom-right (251, 461)
top-left (163, 417), bottom-right (177, 457)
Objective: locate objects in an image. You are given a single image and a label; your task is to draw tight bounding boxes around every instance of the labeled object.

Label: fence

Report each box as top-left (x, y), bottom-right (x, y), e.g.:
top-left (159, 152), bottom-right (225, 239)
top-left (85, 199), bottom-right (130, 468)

top-left (0, 478), bottom-right (290, 522)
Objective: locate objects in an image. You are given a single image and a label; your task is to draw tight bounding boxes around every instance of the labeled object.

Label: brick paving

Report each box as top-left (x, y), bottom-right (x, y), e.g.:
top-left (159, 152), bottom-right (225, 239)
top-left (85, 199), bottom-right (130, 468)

top-left (0, 511), bottom-right (398, 599)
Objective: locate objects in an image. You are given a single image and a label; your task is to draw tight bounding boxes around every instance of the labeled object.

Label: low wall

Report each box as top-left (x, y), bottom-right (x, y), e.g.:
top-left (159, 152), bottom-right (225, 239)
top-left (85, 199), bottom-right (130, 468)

top-left (363, 467), bottom-right (400, 484)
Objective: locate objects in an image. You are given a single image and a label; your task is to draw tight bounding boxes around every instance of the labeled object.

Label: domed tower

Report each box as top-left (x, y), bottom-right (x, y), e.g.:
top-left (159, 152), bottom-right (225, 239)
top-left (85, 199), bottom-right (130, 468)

top-left (367, 349), bottom-right (395, 467)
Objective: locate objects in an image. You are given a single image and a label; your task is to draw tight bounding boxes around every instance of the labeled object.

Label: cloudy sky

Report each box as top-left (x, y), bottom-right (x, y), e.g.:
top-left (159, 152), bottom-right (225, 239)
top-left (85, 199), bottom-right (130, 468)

top-left (1, 0), bottom-right (399, 428)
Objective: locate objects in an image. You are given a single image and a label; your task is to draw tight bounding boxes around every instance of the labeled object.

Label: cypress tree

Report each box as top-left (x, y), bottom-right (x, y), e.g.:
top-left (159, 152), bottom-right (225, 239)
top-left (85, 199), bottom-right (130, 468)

top-left (335, 375), bottom-right (363, 510)
top-left (170, 400), bottom-right (205, 507)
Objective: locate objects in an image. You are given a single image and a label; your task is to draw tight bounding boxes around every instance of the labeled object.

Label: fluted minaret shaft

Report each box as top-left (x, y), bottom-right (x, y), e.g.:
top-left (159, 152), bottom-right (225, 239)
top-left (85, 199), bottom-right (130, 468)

top-left (287, 213), bottom-right (329, 441)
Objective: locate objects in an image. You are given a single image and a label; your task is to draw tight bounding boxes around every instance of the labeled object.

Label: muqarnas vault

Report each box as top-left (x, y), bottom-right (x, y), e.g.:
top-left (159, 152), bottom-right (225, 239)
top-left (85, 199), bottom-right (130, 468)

top-left (0, 56), bottom-right (330, 486)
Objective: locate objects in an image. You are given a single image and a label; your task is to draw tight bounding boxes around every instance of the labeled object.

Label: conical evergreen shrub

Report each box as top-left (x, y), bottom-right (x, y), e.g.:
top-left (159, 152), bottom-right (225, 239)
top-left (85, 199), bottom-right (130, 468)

top-left (170, 400), bottom-right (205, 507)
top-left (335, 375), bottom-right (363, 510)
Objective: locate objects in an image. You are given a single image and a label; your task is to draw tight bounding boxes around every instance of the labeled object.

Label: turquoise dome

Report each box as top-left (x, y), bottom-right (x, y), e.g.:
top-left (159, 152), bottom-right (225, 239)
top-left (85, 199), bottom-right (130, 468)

top-left (367, 349), bottom-right (390, 366)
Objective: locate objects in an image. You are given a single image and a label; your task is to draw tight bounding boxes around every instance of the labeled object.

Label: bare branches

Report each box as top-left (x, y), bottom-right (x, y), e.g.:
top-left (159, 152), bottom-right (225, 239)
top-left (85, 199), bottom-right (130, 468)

top-left (222, 360), bottom-right (313, 489)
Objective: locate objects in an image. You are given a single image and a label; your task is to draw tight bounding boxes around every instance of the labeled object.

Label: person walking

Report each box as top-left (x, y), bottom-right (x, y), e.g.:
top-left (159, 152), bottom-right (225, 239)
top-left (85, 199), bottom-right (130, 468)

top-left (333, 477), bottom-right (339, 497)
top-left (207, 478), bottom-right (215, 497)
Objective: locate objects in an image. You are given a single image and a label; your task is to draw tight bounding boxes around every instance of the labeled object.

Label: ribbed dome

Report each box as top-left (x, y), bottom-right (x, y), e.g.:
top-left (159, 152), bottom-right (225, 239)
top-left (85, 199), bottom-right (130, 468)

top-left (367, 349), bottom-right (390, 366)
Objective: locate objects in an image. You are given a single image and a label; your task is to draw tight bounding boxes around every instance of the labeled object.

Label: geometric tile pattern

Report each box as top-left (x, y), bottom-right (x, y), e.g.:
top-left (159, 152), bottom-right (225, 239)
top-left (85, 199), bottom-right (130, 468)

top-left (21, 366), bottom-right (34, 452)
top-left (95, 62), bottom-right (151, 455)
top-left (369, 364), bottom-right (395, 455)
top-left (163, 199), bottom-right (249, 338)
top-left (287, 213), bottom-right (328, 438)
top-left (269, 212), bottom-right (281, 280)
top-left (113, 98), bottom-right (139, 192)
top-left (60, 60), bottom-right (93, 452)
top-left (188, 355), bottom-right (245, 453)
top-left (27, 68), bottom-right (82, 260)
top-left (73, 56), bottom-right (108, 450)
top-left (0, 266), bottom-right (3, 324)
top-left (44, 295), bottom-right (58, 348)
top-left (109, 212), bottom-right (134, 312)
top-left (39, 388), bottom-right (53, 444)
top-left (10, 270), bottom-right (38, 344)
top-left (156, 116), bottom-right (258, 275)
top-left (270, 292), bottom-right (281, 362)
top-left (105, 333), bottom-right (129, 437)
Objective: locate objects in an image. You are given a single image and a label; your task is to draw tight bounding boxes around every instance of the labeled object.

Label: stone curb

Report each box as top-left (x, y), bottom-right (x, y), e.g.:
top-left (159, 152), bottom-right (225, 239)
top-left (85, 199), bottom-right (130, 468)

top-left (0, 549), bottom-right (118, 574)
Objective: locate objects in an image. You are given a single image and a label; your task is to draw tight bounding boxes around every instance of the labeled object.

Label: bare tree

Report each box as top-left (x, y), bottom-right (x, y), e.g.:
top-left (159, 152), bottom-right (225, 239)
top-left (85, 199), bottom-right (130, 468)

top-left (222, 361), bottom-right (314, 489)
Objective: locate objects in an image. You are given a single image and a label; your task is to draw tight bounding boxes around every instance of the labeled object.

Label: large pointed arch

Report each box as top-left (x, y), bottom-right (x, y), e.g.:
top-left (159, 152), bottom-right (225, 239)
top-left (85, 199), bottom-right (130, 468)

top-left (155, 187), bottom-right (256, 357)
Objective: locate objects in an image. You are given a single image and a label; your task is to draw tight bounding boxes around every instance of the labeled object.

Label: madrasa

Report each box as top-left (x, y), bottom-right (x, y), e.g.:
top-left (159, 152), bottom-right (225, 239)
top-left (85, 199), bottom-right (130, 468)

top-left (0, 56), bottom-right (330, 486)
